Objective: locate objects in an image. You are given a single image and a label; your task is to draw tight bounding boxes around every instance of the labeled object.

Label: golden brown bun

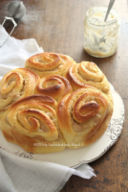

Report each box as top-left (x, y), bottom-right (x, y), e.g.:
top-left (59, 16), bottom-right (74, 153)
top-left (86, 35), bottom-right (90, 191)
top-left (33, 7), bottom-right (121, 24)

top-left (67, 61), bottom-right (110, 93)
top-left (1, 95), bottom-right (65, 153)
top-left (57, 87), bottom-right (113, 148)
top-left (0, 68), bottom-right (39, 111)
top-left (0, 52), bottom-right (113, 153)
top-left (25, 52), bottom-right (75, 77)
top-left (36, 75), bottom-right (72, 101)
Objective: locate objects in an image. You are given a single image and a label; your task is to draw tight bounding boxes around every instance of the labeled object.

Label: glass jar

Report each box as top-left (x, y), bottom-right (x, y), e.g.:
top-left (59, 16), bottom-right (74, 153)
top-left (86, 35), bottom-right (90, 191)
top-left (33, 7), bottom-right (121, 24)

top-left (84, 7), bottom-right (120, 58)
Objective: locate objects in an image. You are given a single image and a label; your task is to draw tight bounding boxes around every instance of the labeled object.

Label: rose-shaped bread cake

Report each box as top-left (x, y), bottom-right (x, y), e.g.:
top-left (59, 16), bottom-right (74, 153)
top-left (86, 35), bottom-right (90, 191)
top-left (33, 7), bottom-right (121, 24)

top-left (0, 52), bottom-right (113, 153)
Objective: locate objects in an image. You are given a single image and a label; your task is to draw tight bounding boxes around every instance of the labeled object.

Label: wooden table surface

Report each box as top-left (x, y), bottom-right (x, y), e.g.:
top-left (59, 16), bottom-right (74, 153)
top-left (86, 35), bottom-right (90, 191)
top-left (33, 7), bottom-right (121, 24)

top-left (0, 0), bottom-right (128, 191)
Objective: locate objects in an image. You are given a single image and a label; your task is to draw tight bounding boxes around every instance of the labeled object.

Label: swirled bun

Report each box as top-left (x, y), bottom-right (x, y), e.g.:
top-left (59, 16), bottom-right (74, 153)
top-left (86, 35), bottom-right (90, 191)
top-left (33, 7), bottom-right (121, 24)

top-left (0, 52), bottom-right (113, 153)
top-left (36, 75), bottom-right (72, 101)
top-left (25, 52), bottom-right (75, 77)
top-left (57, 87), bottom-right (113, 147)
top-left (67, 61), bottom-right (109, 93)
top-left (1, 95), bottom-right (65, 153)
top-left (0, 68), bottom-right (39, 111)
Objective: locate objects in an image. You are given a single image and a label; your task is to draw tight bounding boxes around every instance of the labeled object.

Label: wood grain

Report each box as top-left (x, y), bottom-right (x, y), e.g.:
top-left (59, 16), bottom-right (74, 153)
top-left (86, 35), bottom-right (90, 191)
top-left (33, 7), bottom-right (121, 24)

top-left (0, 0), bottom-right (128, 191)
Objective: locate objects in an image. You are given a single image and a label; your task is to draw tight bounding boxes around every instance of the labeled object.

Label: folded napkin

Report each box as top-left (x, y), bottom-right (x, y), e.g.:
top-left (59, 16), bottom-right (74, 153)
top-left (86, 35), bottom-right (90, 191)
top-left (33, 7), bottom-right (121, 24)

top-left (0, 25), bottom-right (95, 192)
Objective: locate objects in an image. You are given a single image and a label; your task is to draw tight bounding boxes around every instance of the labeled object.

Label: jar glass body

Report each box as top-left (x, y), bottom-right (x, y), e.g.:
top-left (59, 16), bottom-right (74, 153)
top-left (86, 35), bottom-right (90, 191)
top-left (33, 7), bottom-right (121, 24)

top-left (84, 7), bottom-right (120, 58)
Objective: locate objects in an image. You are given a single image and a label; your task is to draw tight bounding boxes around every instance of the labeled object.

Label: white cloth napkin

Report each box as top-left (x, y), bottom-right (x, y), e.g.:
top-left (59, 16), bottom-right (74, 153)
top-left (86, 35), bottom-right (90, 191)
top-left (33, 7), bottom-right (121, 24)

top-left (0, 25), bottom-right (95, 192)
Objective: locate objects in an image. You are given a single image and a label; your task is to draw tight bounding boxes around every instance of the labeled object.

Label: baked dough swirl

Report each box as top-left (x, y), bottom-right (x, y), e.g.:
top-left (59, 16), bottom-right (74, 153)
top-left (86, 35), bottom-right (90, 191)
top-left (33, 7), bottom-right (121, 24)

top-left (0, 68), bottom-right (39, 111)
top-left (57, 87), bottom-right (113, 148)
top-left (36, 75), bottom-right (72, 101)
top-left (1, 95), bottom-right (65, 153)
top-left (67, 61), bottom-right (109, 92)
top-left (25, 52), bottom-right (75, 77)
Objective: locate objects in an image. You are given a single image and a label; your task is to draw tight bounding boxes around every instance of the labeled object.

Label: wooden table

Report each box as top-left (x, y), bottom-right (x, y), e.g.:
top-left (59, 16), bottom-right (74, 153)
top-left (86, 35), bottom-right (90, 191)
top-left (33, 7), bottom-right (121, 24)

top-left (0, 0), bottom-right (128, 191)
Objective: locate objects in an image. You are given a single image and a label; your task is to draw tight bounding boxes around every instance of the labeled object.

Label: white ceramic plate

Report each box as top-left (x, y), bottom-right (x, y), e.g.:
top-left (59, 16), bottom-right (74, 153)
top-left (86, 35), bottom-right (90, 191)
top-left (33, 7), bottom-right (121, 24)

top-left (0, 85), bottom-right (125, 167)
